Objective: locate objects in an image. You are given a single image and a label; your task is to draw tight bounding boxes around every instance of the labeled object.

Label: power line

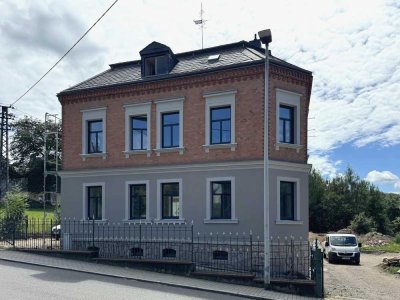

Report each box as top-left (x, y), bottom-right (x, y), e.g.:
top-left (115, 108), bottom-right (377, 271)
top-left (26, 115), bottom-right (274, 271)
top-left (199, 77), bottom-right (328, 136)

top-left (10, 0), bottom-right (119, 107)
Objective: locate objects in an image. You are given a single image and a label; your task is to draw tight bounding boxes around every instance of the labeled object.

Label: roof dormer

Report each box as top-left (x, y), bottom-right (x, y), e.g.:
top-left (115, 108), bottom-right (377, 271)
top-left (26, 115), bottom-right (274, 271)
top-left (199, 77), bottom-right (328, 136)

top-left (139, 41), bottom-right (177, 77)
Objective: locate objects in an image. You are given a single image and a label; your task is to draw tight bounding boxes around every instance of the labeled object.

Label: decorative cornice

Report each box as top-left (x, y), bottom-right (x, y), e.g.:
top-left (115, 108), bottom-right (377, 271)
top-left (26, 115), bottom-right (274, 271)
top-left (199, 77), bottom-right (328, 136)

top-left (59, 63), bottom-right (312, 105)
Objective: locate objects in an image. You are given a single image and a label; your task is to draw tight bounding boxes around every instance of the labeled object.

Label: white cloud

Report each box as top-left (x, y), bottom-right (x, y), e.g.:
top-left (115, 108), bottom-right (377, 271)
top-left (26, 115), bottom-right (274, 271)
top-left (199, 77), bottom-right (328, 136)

top-left (365, 170), bottom-right (400, 191)
top-left (365, 170), bottom-right (399, 183)
top-left (308, 154), bottom-right (342, 178)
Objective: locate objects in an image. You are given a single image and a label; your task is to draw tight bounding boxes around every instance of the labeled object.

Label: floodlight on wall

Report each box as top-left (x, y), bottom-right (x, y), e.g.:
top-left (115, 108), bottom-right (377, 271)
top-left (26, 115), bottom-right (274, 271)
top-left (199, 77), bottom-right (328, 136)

top-left (258, 29), bottom-right (272, 45)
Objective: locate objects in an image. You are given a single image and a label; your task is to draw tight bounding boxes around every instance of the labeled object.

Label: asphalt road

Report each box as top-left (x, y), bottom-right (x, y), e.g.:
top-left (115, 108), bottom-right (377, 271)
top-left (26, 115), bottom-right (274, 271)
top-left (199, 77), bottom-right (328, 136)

top-left (0, 260), bottom-right (249, 300)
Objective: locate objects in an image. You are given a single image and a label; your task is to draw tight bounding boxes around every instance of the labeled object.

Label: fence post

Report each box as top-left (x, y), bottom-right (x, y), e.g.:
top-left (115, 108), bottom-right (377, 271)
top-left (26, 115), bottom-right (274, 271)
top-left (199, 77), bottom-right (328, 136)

top-left (139, 223), bottom-right (142, 249)
top-left (92, 215), bottom-right (95, 248)
top-left (311, 248), bottom-right (324, 298)
top-left (50, 219), bottom-right (53, 250)
top-left (12, 218), bottom-right (16, 247)
top-left (250, 230), bottom-right (253, 273)
top-left (191, 221), bottom-right (194, 262)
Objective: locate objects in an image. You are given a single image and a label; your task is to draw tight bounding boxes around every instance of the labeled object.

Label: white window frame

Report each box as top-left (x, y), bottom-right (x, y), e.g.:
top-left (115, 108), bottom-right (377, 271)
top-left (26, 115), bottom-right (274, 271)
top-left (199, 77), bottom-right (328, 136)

top-left (80, 107), bottom-right (107, 160)
top-left (204, 176), bottom-right (238, 224)
top-left (156, 178), bottom-right (184, 223)
top-left (155, 98), bottom-right (184, 155)
top-left (124, 180), bottom-right (150, 222)
top-left (123, 102), bottom-right (152, 158)
top-left (276, 177), bottom-right (302, 225)
top-left (203, 90), bottom-right (237, 152)
top-left (275, 89), bottom-right (302, 152)
top-left (82, 182), bottom-right (106, 221)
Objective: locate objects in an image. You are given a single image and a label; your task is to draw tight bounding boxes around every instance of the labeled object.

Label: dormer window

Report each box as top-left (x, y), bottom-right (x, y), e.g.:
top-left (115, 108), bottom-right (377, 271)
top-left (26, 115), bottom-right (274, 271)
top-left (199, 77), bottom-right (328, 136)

top-left (140, 41), bottom-right (177, 78)
top-left (145, 55), bottom-right (169, 76)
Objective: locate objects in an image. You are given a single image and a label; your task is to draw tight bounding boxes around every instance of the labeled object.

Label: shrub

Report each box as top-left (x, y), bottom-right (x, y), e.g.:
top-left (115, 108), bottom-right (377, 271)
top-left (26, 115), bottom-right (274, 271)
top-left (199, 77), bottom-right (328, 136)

top-left (2, 187), bottom-right (28, 222)
top-left (350, 212), bottom-right (376, 234)
top-left (394, 233), bottom-right (400, 244)
top-left (391, 217), bottom-right (400, 235)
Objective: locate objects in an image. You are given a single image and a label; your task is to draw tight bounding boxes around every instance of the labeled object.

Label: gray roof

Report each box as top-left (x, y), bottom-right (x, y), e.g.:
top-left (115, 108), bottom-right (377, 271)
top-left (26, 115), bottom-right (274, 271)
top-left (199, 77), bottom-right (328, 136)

top-left (59, 41), bottom-right (311, 96)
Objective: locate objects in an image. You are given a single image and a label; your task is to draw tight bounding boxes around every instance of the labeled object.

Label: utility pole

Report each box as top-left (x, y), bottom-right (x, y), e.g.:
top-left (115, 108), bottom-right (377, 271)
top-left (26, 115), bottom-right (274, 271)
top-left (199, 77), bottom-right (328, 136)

top-left (0, 105), bottom-right (14, 200)
top-left (258, 29), bottom-right (272, 289)
top-left (193, 3), bottom-right (207, 49)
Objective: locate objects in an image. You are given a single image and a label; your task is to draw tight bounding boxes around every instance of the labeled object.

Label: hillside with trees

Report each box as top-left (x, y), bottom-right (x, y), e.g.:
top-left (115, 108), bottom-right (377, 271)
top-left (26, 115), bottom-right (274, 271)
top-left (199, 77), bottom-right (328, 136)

top-left (310, 168), bottom-right (400, 235)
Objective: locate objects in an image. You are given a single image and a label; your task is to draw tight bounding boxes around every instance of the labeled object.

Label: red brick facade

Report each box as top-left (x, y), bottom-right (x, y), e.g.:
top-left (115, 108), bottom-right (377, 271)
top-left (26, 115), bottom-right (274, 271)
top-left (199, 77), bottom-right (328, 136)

top-left (59, 64), bottom-right (312, 171)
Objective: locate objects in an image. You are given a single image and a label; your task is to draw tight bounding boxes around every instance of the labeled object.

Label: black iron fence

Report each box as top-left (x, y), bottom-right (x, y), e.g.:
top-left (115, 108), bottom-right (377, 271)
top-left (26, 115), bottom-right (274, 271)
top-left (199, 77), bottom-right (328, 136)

top-left (0, 217), bottom-right (314, 280)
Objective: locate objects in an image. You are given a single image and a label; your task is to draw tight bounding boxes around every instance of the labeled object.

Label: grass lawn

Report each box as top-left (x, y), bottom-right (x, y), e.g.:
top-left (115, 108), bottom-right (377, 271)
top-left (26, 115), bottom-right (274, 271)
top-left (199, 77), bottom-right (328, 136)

top-left (0, 208), bottom-right (55, 220)
top-left (361, 242), bottom-right (400, 253)
top-left (25, 208), bottom-right (55, 220)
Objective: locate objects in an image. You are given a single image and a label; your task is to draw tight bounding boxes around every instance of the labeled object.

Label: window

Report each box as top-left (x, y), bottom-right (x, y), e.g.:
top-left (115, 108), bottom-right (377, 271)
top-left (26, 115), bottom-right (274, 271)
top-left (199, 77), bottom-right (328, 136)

top-left (87, 186), bottom-right (102, 220)
top-left (213, 250), bottom-right (228, 260)
top-left (124, 103), bottom-right (151, 157)
top-left (130, 184), bottom-right (146, 219)
top-left (205, 177), bottom-right (237, 223)
top-left (155, 98), bottom-right (184, 154)
top-left (81, 107), bottom-right (106, 159)
top-left (203, 90), bottom-right (236, 151)
top-left (131, 247), bottom-right (144, 257)
top-left (162, 248), bottom-right (176, 258)
top-left (131, 116), bottom-right (147, 150)
top-left (210, 106), bottom-right (231, 144)
top-left (87, 120), bottom-right (103, 153)
top-left (211, 181), bottom-right (231, 219)
top-left (145, 55), bottom-right (169, 76)
top-left (125, 180), bottom-right (149, 221)
top-left (275, 89), bottom-right (301, 149)
top-left (279, 105), bottom-right (294, 144)
top-left (162, 182), bottom-right (180, 219)
top-left (280, 181), bottom-right (295, 220)
top-left (162, 112), bottom-right (179, 148)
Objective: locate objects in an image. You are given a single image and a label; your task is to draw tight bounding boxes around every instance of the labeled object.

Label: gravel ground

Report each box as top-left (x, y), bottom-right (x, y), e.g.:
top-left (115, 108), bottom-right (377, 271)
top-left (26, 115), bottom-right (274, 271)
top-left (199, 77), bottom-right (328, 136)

top-left (324, 252), bottom-right (400, 299)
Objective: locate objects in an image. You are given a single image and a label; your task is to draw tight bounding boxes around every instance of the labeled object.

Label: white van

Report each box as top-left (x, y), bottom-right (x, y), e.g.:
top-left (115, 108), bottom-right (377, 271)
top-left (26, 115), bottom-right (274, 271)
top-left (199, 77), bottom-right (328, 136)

top-left (323, 234), bottom-right (361, 264)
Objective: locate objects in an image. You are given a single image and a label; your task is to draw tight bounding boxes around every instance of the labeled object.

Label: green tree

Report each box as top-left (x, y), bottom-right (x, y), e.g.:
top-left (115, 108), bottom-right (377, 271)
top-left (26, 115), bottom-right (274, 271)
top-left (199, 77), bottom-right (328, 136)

top-left (309, 166), bottom-right (393, 234)
top-left (10, 116), bottom-right (61, 194)
top-left (350, 212), bottom-right (376, 234)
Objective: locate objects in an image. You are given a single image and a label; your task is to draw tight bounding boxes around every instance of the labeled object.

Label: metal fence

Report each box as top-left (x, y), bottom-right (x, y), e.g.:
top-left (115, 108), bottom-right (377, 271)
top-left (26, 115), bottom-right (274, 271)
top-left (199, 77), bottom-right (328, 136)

top-left (0, 217), bottom-right (313, 280)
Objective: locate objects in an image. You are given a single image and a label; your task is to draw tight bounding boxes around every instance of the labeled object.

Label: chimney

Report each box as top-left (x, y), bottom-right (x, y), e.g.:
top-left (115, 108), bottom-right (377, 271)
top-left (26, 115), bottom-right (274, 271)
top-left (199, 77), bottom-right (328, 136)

top-left (248, 34), bottom-right (262, 48)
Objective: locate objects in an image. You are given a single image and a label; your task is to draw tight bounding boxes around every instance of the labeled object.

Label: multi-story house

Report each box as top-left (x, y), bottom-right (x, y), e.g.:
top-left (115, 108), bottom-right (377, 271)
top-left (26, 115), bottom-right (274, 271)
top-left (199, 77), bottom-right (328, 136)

top-left (58, 35), bottom-right (312, 241)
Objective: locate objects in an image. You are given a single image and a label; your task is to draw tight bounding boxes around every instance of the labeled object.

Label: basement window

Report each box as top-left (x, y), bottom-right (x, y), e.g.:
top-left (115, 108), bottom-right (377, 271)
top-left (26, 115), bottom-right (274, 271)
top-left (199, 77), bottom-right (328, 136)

top-left (213, 250), bottom-right (228, 260)
top-left (131, 247), bottom-right (144, 257)
top-left (162, 248), bottom-right (176, 258)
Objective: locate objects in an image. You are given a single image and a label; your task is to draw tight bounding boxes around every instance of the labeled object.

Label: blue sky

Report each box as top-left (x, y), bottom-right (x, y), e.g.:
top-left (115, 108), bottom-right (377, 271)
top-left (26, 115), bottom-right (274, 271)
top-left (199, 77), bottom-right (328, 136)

top-left (0, 0), bottom-right (399, 192)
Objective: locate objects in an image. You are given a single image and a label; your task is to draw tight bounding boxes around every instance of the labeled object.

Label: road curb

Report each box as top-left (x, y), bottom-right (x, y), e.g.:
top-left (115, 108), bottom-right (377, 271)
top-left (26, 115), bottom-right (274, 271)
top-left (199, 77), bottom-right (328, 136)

top-left (0, 257), bottom-right (272, 300)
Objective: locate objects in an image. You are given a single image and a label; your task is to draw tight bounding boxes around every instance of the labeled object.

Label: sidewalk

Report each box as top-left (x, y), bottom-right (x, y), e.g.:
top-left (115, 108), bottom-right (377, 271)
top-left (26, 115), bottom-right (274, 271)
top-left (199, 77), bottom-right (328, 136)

top-left (0, 249), bottom-right (316, 300)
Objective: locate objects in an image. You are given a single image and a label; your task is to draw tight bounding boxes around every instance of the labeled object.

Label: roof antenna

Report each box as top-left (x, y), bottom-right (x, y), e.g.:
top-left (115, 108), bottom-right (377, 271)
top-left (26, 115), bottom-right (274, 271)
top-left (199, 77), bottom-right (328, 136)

top-left (194, 3), bottom-right (207, 49)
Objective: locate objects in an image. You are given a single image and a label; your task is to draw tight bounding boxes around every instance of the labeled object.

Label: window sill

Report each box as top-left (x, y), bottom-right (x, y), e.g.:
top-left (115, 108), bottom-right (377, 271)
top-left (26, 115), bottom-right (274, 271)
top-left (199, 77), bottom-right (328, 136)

top-left (154, 147), bottom-right (185, 156)
top-left (275, 143), bottom-right (303, 153)
top-left (203, 143), bottom-right (237, 153)
top-left (153, 219), bottom-right (186, 224)
top-left (122, 219), bottom-right (152, 224)
top-left (123, 150), bottom-right (151, 158)
top-left (80, 153), bottom-right (107, 161)
top-left (275, 220), bottom-right (303, 225)
top-left (204, 219), bottom-right (239, 224)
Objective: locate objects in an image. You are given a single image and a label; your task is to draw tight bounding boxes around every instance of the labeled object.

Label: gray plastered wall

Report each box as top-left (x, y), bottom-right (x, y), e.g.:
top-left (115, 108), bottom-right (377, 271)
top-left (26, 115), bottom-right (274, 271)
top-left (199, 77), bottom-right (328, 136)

top-left (60, 160), bottom-right (310, 239)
